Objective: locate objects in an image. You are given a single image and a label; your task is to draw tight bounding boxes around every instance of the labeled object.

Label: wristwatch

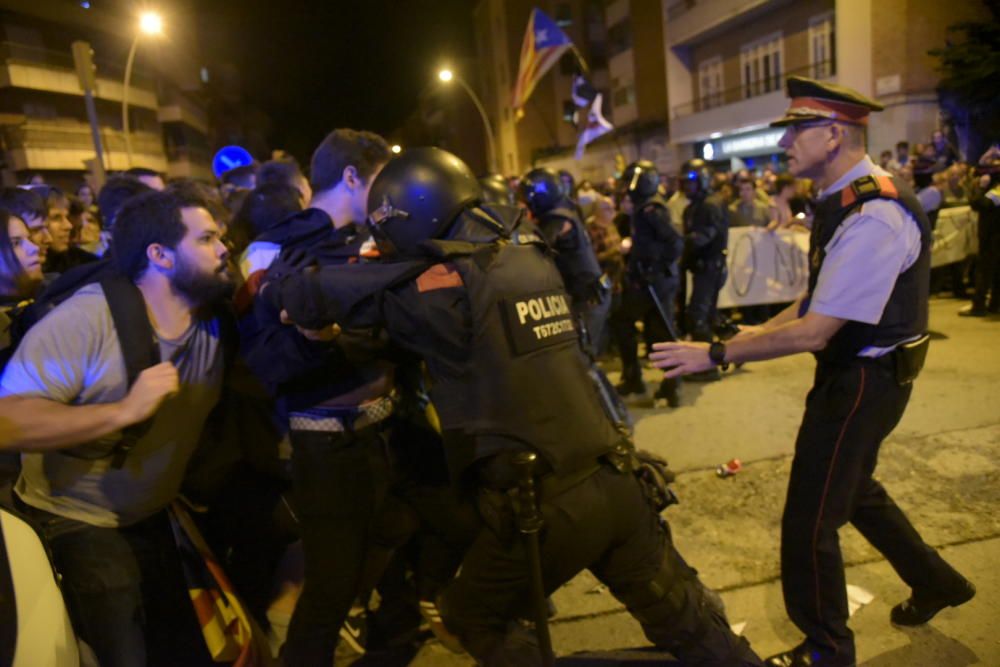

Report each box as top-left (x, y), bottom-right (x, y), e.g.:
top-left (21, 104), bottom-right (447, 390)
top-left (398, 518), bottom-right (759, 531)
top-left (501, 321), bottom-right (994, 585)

top-left (708, 341), bottom-right (727, 366)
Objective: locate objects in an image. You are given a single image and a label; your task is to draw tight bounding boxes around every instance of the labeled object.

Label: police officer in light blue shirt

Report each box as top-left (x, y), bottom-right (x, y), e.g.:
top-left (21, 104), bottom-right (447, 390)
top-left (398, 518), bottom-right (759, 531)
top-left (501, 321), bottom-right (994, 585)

top-left (649, 76), bottom-right (975, 667)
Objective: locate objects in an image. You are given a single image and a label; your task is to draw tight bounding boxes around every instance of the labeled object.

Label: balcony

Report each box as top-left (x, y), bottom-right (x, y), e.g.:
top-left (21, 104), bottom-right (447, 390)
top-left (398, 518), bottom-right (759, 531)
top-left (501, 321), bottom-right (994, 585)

top-left (0, 41), bottom-right (158, 110)
top-left (1, 121), bottom-right (166, 172)
top-left (158, 91), bottom-right (209, 135)
top-left (664, 0), bottom-right (795, 47)
top-left (670, 61), bottom-right (835, 143)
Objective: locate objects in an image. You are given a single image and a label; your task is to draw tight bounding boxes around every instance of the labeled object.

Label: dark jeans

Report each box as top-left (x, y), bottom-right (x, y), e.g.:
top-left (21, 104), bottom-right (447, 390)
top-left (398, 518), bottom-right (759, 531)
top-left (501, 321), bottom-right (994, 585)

top-left (282, 425), bottom-right (392, 664)
top-left (687, 263), bottom-right (727, 341)
top-left (781, 359), bottom-right (966, 660)
top-left (439, 466), bottom-right (761, 666)
top-left (14, 499), bottom-right (214, 667)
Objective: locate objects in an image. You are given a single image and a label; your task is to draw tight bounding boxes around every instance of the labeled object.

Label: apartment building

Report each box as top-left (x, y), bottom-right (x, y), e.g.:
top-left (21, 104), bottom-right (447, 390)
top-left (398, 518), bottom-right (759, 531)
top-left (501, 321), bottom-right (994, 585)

top-left (0, 0), bottom-right (212, 188)
top-left (664, 0), bottom-right (990, 171)
top-left (474, 0), bottom-right (682, 183)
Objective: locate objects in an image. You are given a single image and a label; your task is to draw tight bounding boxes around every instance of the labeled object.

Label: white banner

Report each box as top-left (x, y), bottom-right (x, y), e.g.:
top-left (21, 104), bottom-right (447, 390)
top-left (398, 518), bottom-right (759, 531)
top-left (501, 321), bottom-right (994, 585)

top-left (707, 206), bottom-right (980, 307)
top-left (713, 228), bottom-right (810, 308)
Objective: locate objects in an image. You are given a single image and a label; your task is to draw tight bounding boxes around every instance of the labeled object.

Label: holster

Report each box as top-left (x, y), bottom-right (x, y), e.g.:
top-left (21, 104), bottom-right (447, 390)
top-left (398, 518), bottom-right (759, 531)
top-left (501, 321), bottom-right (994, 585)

top-left (892, 334), bottom-right (930, 385)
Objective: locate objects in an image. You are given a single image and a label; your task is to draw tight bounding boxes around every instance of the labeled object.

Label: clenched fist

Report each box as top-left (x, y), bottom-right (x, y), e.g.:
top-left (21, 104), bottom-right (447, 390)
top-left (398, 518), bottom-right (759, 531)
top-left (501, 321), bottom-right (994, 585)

top-left (119, 362), bottom-right (180, 426)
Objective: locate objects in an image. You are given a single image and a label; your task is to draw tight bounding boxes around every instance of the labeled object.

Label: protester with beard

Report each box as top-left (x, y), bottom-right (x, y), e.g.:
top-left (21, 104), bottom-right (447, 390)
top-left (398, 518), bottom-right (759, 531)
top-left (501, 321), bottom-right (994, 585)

top-left (0, 189), bottom-right (234, 667)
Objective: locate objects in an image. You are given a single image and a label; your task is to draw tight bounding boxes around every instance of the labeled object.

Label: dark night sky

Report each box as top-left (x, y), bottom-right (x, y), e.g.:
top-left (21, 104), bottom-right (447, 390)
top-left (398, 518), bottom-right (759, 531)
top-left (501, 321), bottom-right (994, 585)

top-left (197, 0), bottom-right (477, 163)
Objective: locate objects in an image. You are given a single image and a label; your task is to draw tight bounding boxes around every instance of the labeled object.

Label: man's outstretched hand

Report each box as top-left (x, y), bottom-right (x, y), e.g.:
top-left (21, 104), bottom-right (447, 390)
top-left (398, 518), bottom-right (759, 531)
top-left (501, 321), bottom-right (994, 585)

top-left (649, 341), bottom-right (714, 378)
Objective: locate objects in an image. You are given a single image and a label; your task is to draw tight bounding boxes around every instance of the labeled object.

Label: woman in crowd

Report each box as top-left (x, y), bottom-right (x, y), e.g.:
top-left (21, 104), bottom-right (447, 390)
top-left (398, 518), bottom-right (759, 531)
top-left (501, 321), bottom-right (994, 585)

top-left (0, 207), bottom-right (44, 369)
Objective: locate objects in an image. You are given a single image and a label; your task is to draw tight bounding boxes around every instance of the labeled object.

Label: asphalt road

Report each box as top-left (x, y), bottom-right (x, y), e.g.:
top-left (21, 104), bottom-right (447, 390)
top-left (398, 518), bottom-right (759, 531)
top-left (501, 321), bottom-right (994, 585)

top-left (410, 296), bottom-right (1000, 666)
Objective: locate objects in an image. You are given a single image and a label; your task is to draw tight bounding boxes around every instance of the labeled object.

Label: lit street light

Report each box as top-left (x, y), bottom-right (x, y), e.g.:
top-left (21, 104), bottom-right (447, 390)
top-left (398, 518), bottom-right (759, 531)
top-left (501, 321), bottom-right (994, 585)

top-left (122, 11), bottom-right (163, 167)
top-left (391, 144), bottom-right (402, 154)
top-left (437, 67), bottom-right (497, 174)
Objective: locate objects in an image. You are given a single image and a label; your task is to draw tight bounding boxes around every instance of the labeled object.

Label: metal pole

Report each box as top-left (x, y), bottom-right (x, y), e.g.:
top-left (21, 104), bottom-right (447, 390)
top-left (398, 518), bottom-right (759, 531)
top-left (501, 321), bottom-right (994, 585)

top-left (454, 74), bottom-right (498, 175)
top-left (122, 33), bottom-right (140, 168)
top-left (83, 91), bottom-right (107, 186)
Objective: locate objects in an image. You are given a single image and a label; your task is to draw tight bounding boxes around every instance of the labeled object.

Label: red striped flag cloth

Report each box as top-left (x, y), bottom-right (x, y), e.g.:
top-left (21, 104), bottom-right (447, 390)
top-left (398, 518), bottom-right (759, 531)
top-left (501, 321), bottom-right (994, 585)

top-left (511, 8), bottom-right (573, 119)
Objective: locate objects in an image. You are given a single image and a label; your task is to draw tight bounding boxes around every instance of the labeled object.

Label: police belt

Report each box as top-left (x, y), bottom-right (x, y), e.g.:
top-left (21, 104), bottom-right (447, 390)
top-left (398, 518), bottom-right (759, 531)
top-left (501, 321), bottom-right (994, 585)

top-left (478, 446), bottom-right (631, 500)
top-left (820, 334), bottom-right (930, 386)
top-left (288, 393), bottom-right (395, 434)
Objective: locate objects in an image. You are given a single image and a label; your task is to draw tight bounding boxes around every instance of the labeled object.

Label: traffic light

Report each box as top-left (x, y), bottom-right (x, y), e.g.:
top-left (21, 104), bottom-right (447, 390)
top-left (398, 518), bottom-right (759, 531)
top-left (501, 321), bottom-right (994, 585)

top-left (71, 41), bottom-right (98, 92)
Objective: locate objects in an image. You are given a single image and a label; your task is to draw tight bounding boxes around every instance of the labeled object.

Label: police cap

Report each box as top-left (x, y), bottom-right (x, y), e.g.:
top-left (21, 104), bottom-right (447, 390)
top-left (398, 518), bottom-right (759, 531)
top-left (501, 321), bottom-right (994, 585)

top-left (770, 76), bottom-right (884, 128)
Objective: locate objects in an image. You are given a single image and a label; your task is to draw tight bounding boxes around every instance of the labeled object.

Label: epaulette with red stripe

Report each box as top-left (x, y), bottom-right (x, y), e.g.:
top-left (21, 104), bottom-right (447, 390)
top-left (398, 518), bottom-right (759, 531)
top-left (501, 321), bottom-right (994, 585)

top-left (840, 174), bottom-right (899, 209)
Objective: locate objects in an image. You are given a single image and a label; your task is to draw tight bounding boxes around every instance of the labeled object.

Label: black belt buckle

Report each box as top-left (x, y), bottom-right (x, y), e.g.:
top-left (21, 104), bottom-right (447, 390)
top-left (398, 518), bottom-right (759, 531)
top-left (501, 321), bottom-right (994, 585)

top-left (892, 334), bottom-right (930, 385)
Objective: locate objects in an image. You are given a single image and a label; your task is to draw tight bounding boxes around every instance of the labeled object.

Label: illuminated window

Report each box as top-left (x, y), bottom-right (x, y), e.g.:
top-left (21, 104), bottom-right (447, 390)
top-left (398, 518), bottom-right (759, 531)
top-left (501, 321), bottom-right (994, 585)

top-left (809, 13), bottom-right (836, 79)
top-left (740, 33), bottom-right (782, 99)
top-left (698, 57), bottom-right (723, 110)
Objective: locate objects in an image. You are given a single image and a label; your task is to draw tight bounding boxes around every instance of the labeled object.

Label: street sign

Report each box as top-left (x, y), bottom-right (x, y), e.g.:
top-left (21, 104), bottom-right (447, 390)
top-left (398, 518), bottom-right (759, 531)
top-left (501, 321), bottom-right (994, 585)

top-left (212, 145), bottom-right (254, 179)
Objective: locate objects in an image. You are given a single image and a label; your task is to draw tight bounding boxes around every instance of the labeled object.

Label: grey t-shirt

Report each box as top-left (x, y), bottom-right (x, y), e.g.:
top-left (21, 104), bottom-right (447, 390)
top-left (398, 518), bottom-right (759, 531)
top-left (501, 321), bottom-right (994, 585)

top-left (0, 284), bottom-right (224, 527)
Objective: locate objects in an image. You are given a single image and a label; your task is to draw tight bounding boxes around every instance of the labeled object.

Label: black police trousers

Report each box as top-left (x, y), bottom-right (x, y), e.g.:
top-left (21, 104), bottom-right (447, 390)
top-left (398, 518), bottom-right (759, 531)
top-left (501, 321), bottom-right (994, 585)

top-left (438, 464), bottom-right (762, 666)
top-left (613, 273), bottom-right (680, 397)
top-left (686, 262), bottom-right (727, 341)
top-left (781, 358), bottom-right (967, 661)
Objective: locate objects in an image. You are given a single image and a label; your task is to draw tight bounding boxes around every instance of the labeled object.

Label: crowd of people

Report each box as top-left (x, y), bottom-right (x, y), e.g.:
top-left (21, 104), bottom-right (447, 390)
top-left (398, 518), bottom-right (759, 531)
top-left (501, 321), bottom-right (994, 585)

top-left (0, 98), bottom-right (995, 667)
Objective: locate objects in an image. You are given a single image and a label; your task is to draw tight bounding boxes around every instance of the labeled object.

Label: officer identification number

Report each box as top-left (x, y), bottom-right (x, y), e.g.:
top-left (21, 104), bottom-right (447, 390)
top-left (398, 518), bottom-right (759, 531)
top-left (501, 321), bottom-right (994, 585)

top-left (501, 290), bottom-right (577, 355)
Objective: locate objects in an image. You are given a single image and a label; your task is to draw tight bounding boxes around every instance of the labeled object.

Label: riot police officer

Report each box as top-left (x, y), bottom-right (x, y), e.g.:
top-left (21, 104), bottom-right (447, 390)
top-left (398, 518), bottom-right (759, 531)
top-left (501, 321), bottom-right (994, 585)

top-left (268, 147), bottom-right (763, 667)
top-left (680, 159), bottom-right (729, 381)
top-left (479, 173), bottom-right (516, 207)
top-left (521, 167), bottom-right (610, 353)
top-left (613, 160), bottom-right (684, 407)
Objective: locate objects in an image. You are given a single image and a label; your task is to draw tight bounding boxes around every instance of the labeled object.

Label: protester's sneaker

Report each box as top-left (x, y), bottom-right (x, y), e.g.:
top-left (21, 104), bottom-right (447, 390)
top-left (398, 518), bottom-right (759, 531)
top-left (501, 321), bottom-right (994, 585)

top-left (419, 600), bottom-right (465, 654)
top-left (890, 578), bottom-right (976, 626)
top-left (338, 610), bottom-right (368, 655)
top-left (765, 643), bottom-right (855, 666)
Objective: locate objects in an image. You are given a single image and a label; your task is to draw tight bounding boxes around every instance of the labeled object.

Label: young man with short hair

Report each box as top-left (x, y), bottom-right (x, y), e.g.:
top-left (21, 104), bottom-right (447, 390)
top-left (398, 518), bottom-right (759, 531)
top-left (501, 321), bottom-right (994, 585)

top-left (0, 189), bottom-right (234, 666)
top-left (244, 128), bottom-right (397, 663)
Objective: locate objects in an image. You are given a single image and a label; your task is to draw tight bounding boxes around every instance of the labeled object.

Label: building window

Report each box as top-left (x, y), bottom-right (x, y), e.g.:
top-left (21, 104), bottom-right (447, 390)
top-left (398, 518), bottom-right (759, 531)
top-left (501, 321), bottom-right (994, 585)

top-left (809, 13), bottom-right (836, 79)
top-left (698, 57), bottom-right (724, 110)
top-left (555, 3), bottom-right (573, 28)
top-left (607, 19), bottom-right (632, 57)
top-left (740, 33), bottom-right (782, 99)
top-left (613, 83), bottom-right (635, 108)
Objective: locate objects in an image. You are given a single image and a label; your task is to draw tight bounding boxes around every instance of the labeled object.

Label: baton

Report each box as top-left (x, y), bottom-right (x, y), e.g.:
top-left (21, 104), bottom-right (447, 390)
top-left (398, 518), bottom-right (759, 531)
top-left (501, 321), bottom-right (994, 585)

top-left (646, 282), bottom-right (682, 342)
top-left (513, 451), bottom-right (554, 667)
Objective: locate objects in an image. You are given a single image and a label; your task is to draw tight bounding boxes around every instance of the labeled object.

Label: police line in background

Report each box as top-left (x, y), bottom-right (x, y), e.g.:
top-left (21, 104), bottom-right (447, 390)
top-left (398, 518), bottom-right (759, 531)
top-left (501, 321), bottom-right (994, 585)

top-left (706, 205), bottom-right (978, 308)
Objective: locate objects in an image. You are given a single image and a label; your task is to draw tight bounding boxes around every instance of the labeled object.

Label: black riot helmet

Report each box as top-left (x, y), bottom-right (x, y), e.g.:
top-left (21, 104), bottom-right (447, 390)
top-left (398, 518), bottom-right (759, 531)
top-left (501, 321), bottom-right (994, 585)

top-left (479, 173), bottom-right (515, 207)
top-left (520, 167), bottom-right (565, 216)
top-left (557, 169), bottom-right (576, 198)
top-left (366, 147), bottom-right (481, 257)
top-left (679, 158), bottom-right (712, 197)
top-left (622, 160), bottom-right (660, 203)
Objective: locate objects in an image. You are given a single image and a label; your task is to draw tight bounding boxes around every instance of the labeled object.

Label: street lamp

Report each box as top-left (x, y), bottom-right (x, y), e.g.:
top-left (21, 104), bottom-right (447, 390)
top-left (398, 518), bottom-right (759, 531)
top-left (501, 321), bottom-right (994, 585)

top-left (391, 144), bottom-right (402, 154)
top-left (437, 67), bottom-right (498, 174)
top-left (122, 11), bottom-right (163, 167)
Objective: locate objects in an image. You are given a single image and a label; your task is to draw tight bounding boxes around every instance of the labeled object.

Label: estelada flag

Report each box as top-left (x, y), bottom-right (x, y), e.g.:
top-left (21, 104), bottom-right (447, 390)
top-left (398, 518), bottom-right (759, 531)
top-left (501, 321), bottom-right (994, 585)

top-left (511, 8), bottom-right (573, 120)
